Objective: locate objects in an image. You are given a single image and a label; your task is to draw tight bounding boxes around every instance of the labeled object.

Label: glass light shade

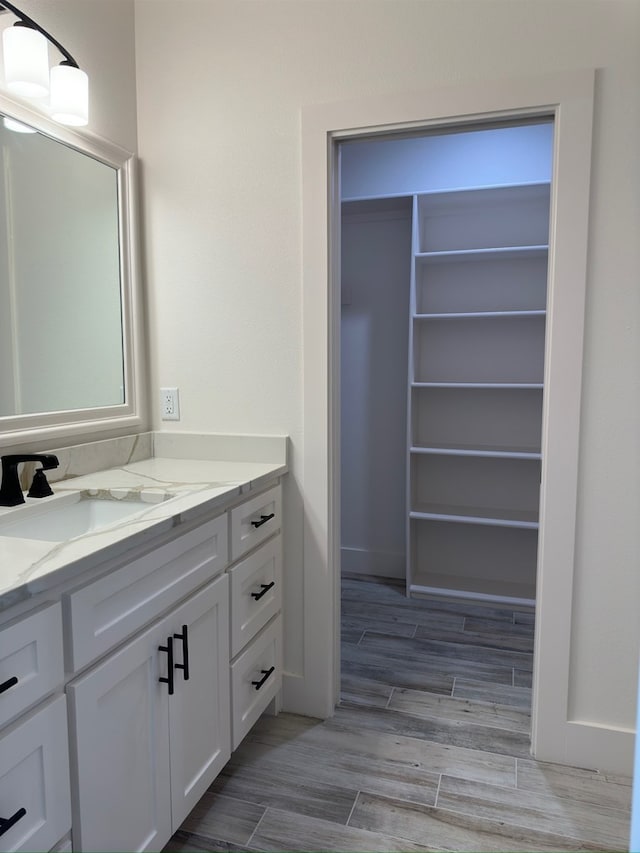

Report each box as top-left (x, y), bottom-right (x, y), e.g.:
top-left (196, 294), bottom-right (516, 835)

top-left (50, 64), bottom-right (88, 126)
top-left (2, 116), bottom-right (37, 134)
top-left (2, 24), bottom-right (50, 99)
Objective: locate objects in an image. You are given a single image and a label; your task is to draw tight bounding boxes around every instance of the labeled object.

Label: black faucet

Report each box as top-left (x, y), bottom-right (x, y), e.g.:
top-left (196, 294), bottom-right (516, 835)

top-left (0, 454), bottom-right (59, 507)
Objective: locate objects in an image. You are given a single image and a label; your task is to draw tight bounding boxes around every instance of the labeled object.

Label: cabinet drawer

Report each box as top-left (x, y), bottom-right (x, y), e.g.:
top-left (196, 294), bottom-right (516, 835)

top-left (230, 485), bottom-right (281, 560)
top-left (0, 603), bottom-right (64, 729)
top-left (64, 515), bottom-right (228, 672)
top-left (0, 695), bottom-right (71, 853)
top-left (230, 615), bottom-right (282, 750)
top-left (229, 536), bottom-right (282, 657)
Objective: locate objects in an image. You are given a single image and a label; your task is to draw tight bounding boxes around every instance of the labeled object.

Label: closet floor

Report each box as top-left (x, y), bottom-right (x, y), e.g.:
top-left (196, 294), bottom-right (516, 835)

top-left (164, 577), bottom-right (632, 852)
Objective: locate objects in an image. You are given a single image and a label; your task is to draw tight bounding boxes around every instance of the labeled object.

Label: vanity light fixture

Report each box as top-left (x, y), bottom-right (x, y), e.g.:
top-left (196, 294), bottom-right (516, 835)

top-left (0, 0), bottom-right (88, 126)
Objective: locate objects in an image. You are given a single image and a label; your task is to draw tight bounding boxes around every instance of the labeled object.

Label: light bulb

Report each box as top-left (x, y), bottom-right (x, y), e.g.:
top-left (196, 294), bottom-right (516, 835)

top-left (50, 63), bottom-right (88, 126)
top-left (3, 24), bottom-right (50, 99)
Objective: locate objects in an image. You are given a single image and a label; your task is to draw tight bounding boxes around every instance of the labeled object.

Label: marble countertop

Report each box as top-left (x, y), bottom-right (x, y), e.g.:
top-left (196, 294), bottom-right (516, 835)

top-left (0, 455), bottom-right (286, 609)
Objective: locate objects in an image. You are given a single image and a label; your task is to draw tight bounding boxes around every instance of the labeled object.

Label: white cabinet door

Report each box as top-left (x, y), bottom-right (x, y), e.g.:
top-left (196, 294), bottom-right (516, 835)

top-left (68, 577), bottom-right (233, 850)
top-left (67, 619), bottom-right (171, 853)
top-left (168, 576), bottom-right (230, 829)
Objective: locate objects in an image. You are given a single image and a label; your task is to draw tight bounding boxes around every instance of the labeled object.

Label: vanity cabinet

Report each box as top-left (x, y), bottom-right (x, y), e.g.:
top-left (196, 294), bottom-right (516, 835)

top-left (66, 480), bottom-right (282, 852)
top-left (0, 475), bottom-right (284, 853)
top-left (67, 576), bottom-right (230, 853)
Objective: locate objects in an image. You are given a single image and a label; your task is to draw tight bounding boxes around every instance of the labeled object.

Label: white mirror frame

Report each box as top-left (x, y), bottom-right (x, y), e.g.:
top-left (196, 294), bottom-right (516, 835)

top-left (0, 91), bottom-right (145, 447)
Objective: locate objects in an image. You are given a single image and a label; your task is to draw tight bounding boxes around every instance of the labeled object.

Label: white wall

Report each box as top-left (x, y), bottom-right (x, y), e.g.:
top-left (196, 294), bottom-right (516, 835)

top-left (134, 0), bottom-right (640, 768)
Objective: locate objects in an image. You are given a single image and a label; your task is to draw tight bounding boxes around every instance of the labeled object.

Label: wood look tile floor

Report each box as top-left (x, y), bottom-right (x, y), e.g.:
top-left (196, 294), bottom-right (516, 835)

top-left (164, 577), bottom-right (632, 852)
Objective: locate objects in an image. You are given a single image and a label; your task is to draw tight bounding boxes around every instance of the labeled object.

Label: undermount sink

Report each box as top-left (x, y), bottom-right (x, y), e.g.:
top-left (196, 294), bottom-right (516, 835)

top-left (0, 491), bottom-right (175, 542)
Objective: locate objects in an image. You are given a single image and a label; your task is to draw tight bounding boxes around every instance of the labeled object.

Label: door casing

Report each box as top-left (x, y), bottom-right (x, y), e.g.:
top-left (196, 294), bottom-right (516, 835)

top-left (291, 69), bottom-right (615, 771)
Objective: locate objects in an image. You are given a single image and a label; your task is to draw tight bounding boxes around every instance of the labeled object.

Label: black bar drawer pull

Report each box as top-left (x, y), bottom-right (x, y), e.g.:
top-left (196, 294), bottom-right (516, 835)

top-left (173, 625), bottom-right (190, 681)
top-left (0, 676), bottom-right (18, 695)
top-left (251, 666), bottom-right (275, 690)
top-left (0, 807), bottom-right (27, 837)
top-left (251, 581), bottom-right (275, 601)
top-left (251, 513), bottom-right (274, 529)
top-left (158, 637), bottom-right (174, 695)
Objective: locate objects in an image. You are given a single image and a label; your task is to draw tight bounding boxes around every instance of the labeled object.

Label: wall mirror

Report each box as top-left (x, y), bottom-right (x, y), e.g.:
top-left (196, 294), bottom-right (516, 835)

top-left (0, 94), bottom-right (143, 446)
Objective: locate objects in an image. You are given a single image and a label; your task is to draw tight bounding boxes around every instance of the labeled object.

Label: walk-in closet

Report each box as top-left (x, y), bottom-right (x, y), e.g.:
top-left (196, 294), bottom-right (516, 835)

top-left (340, 120), bottom-right (553, 606)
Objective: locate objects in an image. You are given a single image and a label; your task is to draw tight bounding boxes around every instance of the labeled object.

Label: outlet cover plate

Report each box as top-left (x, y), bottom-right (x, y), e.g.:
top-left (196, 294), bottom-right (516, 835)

top-left (160, 387), bottom-right (180, 421)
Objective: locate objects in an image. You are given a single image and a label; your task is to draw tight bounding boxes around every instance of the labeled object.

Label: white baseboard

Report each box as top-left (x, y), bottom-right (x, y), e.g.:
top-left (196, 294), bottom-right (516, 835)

top-left (340, 546), bottom-right (404, 579)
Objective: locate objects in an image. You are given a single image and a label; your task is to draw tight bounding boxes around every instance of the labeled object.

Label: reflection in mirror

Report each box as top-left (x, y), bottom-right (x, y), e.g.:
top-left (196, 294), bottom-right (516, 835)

top-left (0, 113), bottom-right (124, 417)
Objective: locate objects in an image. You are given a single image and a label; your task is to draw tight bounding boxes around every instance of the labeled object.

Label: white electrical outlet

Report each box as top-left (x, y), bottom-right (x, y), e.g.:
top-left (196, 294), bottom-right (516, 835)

top-left (160, 387), bottom-right (180, 420)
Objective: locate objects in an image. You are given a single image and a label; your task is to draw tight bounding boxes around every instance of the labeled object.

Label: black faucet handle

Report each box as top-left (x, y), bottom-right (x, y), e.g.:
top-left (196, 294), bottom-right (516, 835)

top-left (0, 454), bottom-right (59, 506)
top-left (27, 469), bottom-right (54, 499)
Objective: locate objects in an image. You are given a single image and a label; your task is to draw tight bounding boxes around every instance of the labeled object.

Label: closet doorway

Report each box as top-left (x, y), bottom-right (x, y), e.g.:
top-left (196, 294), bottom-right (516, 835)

top-left (300, 70), bottom-right (594, 765)
top-left (338, 119), bottom-right (553, 720)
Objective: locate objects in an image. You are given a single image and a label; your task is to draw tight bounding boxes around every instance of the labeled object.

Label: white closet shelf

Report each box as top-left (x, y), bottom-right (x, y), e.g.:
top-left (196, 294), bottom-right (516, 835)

top-left (402, 174), bottom-right (550, 601)
top-left (415, 245), bottom-right (548, 264)
top-left (341, 192), bottom-right (413, 204)
top-left (410, 503), bottom-right (539, 529)
top-left (412, 381), bottom-right (544, 390)
top-left (410, 445), bottom-right (541, 460)
top-left (414, 310), bottom-right (546, 320)
top-left (409, 577), bottom-right (536, 607)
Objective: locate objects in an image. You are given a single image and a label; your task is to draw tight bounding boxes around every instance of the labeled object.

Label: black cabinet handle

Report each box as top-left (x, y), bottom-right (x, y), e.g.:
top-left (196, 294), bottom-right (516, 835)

top-left (251, 581), bottom-right (275, 601)
top-left (0, 676), bottom-right (18, 695)
top-left (158, 637), bottom-right (174, 695)
top-left (173, 625), bottom-right (190, 681)
top-left (250, 513), bottom-right (274, 529)
top-left (0, 807), bottom-right (27, 837)
top-left (251, 666), bottom-right (275, 690)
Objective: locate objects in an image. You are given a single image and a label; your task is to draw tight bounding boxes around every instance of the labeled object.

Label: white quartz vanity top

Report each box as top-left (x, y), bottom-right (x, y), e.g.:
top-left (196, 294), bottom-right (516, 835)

top-left (0, 456), bottom-right (286, 608)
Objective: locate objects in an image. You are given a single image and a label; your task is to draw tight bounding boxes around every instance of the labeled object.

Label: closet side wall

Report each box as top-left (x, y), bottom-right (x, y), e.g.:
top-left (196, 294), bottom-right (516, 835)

top-left (341, 207), bottom-right (411, 578)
